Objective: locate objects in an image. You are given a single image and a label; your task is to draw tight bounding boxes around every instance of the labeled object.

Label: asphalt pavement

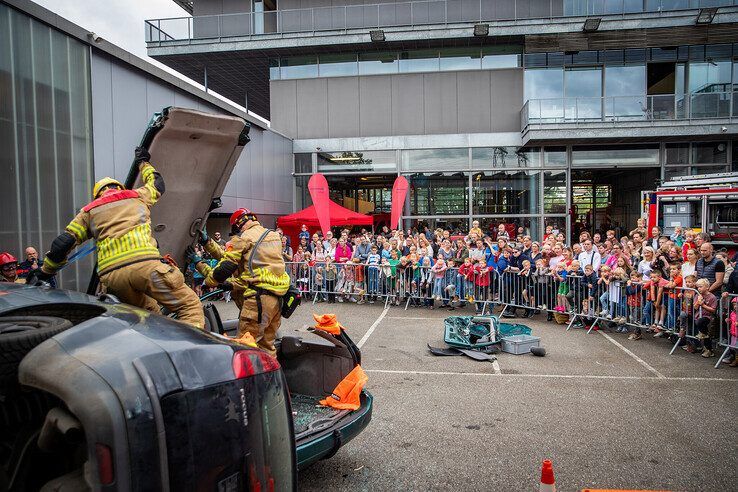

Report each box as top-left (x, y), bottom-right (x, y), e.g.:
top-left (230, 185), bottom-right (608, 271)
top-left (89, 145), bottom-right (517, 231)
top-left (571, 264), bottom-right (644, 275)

top-left (214, 299), bottom-right (738, 491)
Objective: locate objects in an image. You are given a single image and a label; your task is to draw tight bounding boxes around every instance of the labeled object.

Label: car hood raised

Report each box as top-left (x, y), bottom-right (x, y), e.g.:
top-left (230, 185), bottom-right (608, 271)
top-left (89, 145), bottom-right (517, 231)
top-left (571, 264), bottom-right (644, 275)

top-left (130, 107), bottom-right (250, 267)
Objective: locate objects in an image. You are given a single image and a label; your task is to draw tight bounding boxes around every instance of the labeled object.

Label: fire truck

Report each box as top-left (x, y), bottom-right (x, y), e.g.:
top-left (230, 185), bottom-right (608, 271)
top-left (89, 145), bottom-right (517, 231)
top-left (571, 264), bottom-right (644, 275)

top-left (643, 172), bottom-right (738, 250)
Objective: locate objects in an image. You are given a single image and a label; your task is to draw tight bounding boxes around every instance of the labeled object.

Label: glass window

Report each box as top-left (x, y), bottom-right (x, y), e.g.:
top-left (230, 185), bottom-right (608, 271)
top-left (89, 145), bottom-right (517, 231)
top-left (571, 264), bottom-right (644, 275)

top-left (544, 147), bottom-right (567, 167)
top-left (359, 52), bottom-right (398, 75)
top-left (294, 153), bottom-right (312, 173)
top-left (481, 45), bottom-right (521, 69)
top-left (688, 60), bottom-right (732, 93)
top-left (571, 145), bottom-right (660, 167)
top-left (565, 67), bottom-right (602, 120)
top-left (472, 147), bottom-right (540, 168)
top-left (692, 142), bottom-right (728, 164)
top-left (524, 68), bottom-right (564, 120)
top-left (439, 48), bottom-right (481, 72)
top-left (401, 148), bottom-right (468, 171)
top-left (269, 58), bottom-right (280, 80)
top-left (280, 56), bottom-right (318, 79)
top-left (472, 170), bottom-right (540, 215)
top-left (318, 54), bottom-right (358, 77)
top-left (665, 143), bottom-right (689, 165)
top-left (406, 173), bottom-right (468, 215)
top-left (399, 50), bottom-right (439, 73)
top-left (605, 65), bottom-right (645, 119)
top-left (317, 151), bottom-right (397, 172)
top-left (544, 170), bottom-right (567, 214)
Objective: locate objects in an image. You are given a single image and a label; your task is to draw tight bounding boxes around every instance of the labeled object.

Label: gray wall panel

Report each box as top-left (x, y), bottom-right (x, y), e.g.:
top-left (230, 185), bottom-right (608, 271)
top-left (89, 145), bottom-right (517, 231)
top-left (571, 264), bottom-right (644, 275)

top-left (90, 53), bottom-right (115, 179)
top-left (270, 80), bottom-right (298, 137)
top-left (271, 69), bottom-right (521, 138)
top-left (457, 71), bottom-right (492, 133)
top-left (423, 72), bottom-right (458, 135)
top-left (490, 69), bottom-right (523, 132)
top-left (359, 75), bottom-right (392, 137)
top-left (391, 74), bottom-right (424, 135)
top-left (296, 78), bottom-right (328, 138)
top-left (327, 77), bottom-right (360, 138)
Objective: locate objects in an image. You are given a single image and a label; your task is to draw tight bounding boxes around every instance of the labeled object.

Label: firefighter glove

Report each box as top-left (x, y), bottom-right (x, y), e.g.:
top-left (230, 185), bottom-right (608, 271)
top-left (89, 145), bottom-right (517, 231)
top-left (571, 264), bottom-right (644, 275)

top-left (197, 227), bottom-right (209, 246)
top-left (134, 146), bottom-right (151, 166)
top-left (185, 245), bottom-right (203, 265)
top-left (26, 269), bottom-right (54, 287)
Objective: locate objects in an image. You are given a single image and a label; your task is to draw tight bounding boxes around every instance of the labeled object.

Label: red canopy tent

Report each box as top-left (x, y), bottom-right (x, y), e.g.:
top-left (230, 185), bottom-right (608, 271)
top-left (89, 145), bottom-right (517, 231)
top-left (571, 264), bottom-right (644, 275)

top-left (277, 200), bottom-right (374, 249)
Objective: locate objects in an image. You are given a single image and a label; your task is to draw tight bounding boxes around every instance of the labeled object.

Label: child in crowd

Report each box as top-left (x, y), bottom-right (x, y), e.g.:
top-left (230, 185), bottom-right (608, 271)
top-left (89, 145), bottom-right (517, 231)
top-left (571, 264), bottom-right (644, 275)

top-left (459, 256), bottom-right (476, 303)
top-left (519, 259), bottom-right (535, 317)
top-left (553, 262), bottom-right (569, 313)
top-left (625, 271), bottom-right (643, 330)
top-left (681, 229), bottom-right (696, 261)
top-left (389, 250), bottom-right (401, 305)
top-left (694, 278), bottom-right (718, 358)
top-left (610, 267), bottom-right (627, 326)
top-left (598, 265), bottom-right (612, 318)
top-left (533, 259), bottom-right (551, 311)
top-left (662, 263), bottom-right (683, 335)
top-left (444, 258), bottom-right (458, 309)
top-left (314, 266), bottom-right (325, 302)
top-left (670, 225), bottom-right (684, 247)
top-left (580, 263), bottom-right (598, 317)
top-left (678, 274), bottom-right (697, 352)
top-left (419, 256), bottom-right (434, 308)
top-left (473, 257), bottom-right (490, 314)
top-left (431, 255), bottom-right (448, 302)
top-left (642, 269), bottom-right (668, 334)
top-left (366, 245), bottom-right (381, 304)
top-left (324, 257), bottom-right (337, 303)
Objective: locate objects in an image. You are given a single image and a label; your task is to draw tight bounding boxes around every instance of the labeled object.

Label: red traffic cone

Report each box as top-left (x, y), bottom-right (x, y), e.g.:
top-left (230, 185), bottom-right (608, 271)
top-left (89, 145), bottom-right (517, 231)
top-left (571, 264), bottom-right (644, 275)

top-left (539, 459), bottom-right (556, 492)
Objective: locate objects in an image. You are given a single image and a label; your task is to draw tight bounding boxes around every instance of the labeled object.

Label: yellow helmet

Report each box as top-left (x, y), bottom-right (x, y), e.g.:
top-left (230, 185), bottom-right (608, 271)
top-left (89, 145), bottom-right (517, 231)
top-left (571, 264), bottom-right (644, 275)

top-left (92, 177), bottom-right (124, 199)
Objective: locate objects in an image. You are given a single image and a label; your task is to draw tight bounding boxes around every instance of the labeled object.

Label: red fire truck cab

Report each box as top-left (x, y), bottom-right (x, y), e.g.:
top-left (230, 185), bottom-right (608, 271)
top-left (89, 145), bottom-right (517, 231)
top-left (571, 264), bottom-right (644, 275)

top-left (644, 172), bottom-right (738, 250)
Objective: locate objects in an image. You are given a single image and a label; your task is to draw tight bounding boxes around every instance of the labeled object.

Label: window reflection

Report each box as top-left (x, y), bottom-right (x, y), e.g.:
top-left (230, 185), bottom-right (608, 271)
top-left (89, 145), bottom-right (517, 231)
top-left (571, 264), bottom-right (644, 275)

top-left (406, 173), bottom-right (468, 215)
top-left (524, 68), bottom-right (564, 120)
top-left (401, 148), bottom-right (468, 171)
top-left (359, 52), bottom-right (399, 75)
top-left (571, 145), bottom-right (660, 167)
top-left (605, 65), bottom-right (646, 119)
top-left (318, 54), bottom-right (358, 77)
top-left (399, 50), bottom-right (439, 73)
top-left (317, 151), bottom-right (397, 172)
top-left (564, 67), bottom-right (602, 120)
top-left (472, 147), bottom-right (540, 168)
top-left (440, 47), bottom-right (482, 71)
top-left (472, 170), bottom-right (540, 215)
top-left (544, 170), bottom-right (567, 214)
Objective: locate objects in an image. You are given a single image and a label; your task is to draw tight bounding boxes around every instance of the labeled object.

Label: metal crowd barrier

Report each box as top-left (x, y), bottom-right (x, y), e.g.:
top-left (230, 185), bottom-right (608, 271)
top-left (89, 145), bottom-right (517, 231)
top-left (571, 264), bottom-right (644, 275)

top-left (284, 260), bottom-right (729, 367)
top-left (716, 293), bottom-right (738, 368)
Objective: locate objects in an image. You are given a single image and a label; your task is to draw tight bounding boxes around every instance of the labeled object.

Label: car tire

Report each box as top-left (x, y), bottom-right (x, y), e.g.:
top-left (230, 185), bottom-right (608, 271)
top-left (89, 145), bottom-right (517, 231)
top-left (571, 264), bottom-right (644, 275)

top-left (0, 316), bottom-right (73, 389)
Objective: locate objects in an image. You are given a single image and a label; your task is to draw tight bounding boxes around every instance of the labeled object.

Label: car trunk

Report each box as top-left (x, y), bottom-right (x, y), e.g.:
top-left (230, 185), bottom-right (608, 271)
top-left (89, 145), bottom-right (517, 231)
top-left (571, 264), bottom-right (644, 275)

top-left (276, 330), bottom-right (364, 444)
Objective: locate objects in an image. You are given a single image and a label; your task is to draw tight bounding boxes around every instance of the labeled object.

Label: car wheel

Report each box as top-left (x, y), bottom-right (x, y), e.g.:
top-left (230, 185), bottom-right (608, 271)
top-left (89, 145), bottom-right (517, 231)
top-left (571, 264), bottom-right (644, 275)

top-left (0, 316), bottom-right (73, 389)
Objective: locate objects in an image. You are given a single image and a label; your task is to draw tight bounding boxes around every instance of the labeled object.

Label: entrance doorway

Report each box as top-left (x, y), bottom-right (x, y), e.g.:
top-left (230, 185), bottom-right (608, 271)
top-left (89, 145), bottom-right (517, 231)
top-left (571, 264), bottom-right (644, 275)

top-left (325, 174), bottom-right (396, 229)
top-left (571, 168), bottom-right (660, 242)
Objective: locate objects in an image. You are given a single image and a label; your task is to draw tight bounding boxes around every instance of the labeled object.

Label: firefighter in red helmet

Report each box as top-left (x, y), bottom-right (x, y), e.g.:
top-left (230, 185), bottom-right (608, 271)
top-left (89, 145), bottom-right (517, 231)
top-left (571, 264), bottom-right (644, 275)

top-left (187, 208), bottom-right (290, 356)
top-left (0, 253), bottom-right (23, 283)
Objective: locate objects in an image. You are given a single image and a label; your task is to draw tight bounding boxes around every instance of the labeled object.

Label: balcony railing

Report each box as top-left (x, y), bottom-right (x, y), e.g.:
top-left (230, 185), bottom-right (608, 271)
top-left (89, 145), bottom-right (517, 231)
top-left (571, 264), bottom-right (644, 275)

top-left (145, 0), bottom-right (737, 43)
top-left (521, 92), bottom-right (737, 131)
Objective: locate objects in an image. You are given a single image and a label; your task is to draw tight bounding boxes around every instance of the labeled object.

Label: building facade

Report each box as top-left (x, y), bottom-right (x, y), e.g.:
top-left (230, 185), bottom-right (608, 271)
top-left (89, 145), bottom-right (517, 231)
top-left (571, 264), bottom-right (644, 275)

top-left (148, 0), bottom-right (738, 240)
top-left (1, 0), bottom-right (293, 290)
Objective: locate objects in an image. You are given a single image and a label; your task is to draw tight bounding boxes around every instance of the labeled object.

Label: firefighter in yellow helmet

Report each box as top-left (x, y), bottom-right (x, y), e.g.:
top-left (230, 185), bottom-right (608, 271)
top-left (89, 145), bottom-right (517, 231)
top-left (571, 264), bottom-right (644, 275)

top-left (187, 208), bottom-right (289, 355)
top-left (27, 147), bottom-right (205, 328)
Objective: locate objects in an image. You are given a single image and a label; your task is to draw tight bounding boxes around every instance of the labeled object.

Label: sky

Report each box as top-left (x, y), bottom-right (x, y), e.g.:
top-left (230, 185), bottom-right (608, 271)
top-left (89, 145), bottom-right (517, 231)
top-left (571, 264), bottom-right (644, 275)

top-left (32, 0), bottom-right (269, 125)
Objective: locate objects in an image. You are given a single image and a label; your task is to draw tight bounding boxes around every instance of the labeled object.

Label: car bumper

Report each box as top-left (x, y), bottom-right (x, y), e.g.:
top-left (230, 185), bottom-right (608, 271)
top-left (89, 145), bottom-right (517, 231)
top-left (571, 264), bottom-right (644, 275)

top-left (295, 390), bottom-right (373, 470)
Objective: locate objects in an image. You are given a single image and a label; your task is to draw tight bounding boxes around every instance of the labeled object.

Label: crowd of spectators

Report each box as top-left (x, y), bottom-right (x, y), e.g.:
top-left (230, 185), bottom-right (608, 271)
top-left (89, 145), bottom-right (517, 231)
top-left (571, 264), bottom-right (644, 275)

top-left (0, 247), bottom-right (48, 285)
top-left (278, 219), bottom-right (738, 364)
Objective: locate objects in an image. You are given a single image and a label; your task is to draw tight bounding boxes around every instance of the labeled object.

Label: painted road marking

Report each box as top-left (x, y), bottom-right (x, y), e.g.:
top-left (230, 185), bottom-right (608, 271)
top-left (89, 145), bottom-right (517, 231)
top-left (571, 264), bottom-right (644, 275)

top-left (385, 316), bottom-right (436, 320)
top-left (365, 369), bottom-right (738, 382)
top-left (357, 306), bottom-right (390, 349)
top-left (598, 330), bottom-right (666, 379)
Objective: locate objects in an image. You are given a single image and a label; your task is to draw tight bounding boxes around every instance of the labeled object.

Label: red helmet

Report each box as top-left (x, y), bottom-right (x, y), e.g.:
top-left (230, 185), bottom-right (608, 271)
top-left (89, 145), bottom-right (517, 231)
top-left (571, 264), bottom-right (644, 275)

top-left (229, 208), bottom-right (257, 229)
top-left (0, 252), bottom-right (17, 267)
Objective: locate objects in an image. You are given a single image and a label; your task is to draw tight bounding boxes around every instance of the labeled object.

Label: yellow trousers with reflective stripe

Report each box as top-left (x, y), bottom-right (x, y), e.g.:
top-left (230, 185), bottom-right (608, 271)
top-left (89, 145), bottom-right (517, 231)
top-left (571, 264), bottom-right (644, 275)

top-left (100, 260), bottom-right (204, 329)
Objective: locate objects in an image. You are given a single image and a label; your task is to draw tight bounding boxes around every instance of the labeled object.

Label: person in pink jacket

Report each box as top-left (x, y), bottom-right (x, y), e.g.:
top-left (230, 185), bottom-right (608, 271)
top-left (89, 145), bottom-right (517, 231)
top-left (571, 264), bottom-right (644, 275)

top-left (334, 237), bottom-right (353, 264)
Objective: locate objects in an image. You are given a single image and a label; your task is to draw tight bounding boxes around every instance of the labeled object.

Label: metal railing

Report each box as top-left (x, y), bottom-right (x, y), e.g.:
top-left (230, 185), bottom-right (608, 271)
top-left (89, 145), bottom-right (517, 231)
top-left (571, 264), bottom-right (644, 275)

top-left (521, 92), bottom-right (737, 130)
top-left (145, 0), bottom-right (737, 43)
top-left (716, 293), bottom-right (738, 367)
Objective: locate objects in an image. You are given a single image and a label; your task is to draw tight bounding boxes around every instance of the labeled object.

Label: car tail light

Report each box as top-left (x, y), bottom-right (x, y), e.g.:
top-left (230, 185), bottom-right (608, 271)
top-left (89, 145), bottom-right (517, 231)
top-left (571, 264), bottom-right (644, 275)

top-left (95, 443), bottom-right (114, 485)
top-left (232, 350), bottom-right (280, 379)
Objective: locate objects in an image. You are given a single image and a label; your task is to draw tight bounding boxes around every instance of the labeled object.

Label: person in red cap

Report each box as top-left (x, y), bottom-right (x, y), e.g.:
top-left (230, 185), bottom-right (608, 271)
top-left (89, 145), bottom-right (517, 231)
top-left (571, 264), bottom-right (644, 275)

top-left (0, 253), bottom-right (23, 283)
top-left (187, 208), bottom-right (290, 356)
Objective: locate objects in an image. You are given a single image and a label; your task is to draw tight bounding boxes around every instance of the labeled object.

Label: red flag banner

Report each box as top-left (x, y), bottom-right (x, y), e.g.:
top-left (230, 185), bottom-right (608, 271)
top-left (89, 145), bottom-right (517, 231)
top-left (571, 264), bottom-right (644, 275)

top-left (308, 173), bottom-right (331, 236)
top-left (390, 176), bottom-right (409, 231)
